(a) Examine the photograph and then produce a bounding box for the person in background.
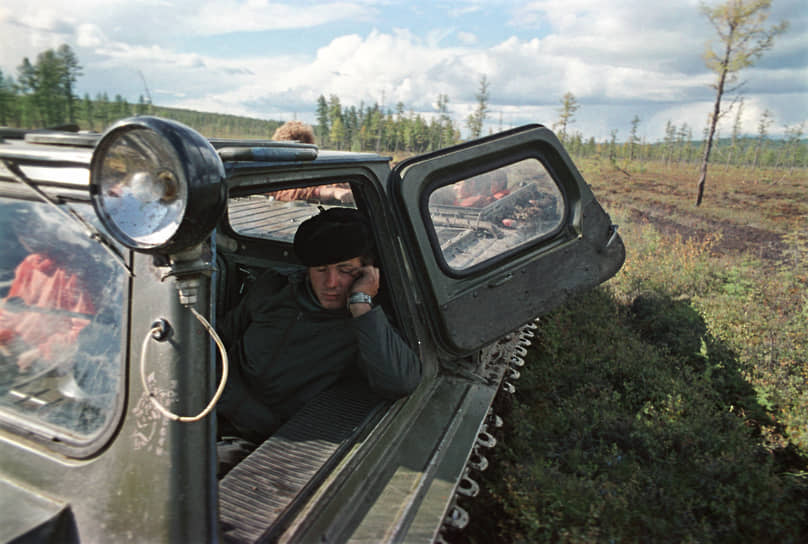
[272,120,316,144]
[271,121,353,203]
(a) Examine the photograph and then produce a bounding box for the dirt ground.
[587,163,807,265]
[598,194,789,262]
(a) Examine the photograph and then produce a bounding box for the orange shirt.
[0,254,95,360]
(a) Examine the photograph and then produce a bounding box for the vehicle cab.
[0,116,624,543]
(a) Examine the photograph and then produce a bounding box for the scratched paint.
[132,372,176,455]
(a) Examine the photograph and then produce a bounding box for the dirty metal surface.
[218,382,383,543]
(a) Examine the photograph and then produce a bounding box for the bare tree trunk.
[696,139,713,206]
[696,98,721,206]
[696,40,730,206]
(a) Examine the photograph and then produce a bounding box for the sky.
[1,0,806,142]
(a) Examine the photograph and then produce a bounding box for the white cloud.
[189,1,375,34]
[457,31,478,45]
[154,89,187,98]
[447,4,483,18]
[98,24,808,139]
[76,24,105,48]
[0,0,804,140]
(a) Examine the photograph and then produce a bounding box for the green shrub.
[464,215,808,543]
[471,288,807,543]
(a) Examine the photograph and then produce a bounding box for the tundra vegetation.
[459,158,808,543]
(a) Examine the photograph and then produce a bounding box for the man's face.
[308,256,363,310]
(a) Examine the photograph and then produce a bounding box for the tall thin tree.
[628,115,641,161]
[608,129,619,163]
[315,95,329,146]
[555,92,579,144]
[16,58,39,126]
[663,121,677,166]
[466,75,490,139]
[725,97,745,169]
[57,44,82,124]
[695,0,787,206]
[0,69,13,126]
[83,93,94,131]
[752,108,773,168]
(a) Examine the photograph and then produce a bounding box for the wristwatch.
[347,292,373,308]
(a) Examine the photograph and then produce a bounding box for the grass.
[455,159,808,543]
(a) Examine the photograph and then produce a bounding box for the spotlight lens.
[95,128,188,247]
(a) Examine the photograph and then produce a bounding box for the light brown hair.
[272,121,315,143]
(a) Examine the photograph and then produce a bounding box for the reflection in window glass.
[228,182,355,242]
[428,158,565,270]
[0,199,126,442]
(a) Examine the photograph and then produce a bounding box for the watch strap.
[347,292,373,307]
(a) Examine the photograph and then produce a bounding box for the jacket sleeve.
[352,307,422,399]
[216,294,252,349]
[217,269,289,348]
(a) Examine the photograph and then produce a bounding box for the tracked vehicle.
[0,116,624,543]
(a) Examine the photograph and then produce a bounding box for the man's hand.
[349,265,380,317]
[350,265,380,297]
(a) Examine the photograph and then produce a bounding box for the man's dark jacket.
[216,268,421,442]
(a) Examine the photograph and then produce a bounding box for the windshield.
[0,198,127,445]
[228,182,355,242]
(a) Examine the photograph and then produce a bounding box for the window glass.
[0,198,126,442]
[228,182,355,242]
[428,158,565,271]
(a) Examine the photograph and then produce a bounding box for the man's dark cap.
[294,207,373,266]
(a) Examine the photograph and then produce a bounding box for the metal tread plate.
[219,381,384,543]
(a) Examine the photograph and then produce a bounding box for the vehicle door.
[390,124,625,355]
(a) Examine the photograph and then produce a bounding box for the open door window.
[392,124,625,355]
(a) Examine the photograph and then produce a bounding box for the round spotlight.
[90,116,225,254]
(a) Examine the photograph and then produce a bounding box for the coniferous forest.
[2,44,805,171]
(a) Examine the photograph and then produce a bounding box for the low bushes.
[462,214,807,543]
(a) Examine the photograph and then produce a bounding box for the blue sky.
[1,0,806,142]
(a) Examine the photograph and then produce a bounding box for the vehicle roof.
[0,130,391,189]
[0,135,95,164]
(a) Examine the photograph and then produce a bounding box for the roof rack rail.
[0,126,99,148]
[210,139,318,162]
